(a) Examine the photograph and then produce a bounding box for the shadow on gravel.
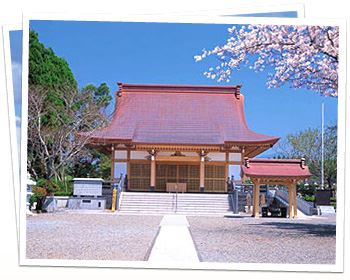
[249,222,336,237]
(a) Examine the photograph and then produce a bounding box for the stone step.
[121,199,228,202]
[119,192,231,215]
[123,192,227,196]
[119,208,231,213]
[120,200,228,205]
[120,203,229,207]
[121,199,228,205]
[121,205,229,210]
[120,206,230,211]
[118,210,231,216]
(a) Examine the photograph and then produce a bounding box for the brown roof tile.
[87,83,280,146]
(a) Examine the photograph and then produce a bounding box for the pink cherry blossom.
[195,25,339,97]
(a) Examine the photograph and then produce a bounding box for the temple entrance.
[156,163,200,192]
[128,162,226,192]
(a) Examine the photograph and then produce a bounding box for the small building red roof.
[241,158,311,178]
[86,83,279,147]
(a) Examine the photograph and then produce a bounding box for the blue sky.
[10,16,338,159]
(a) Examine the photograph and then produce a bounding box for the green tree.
[71,150,112,180]
[29,30,78,128]
[27,30,113,190]
[274,125,337,188]
[29,30,76,87]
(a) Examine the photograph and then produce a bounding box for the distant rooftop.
[242,158,311,178]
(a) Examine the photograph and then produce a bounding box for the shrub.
[330,196,337,209]
[36,178,58,195]
[30,186,47,212]
[54,190,73,196]
[35,177,73,196]
[303,195,315,202]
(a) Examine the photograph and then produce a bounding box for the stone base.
[149,186,155,192]
[42,196,58,213]
[68,197,106,210]
[199,186,204,193]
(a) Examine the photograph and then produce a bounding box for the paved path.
[148,215,199,263]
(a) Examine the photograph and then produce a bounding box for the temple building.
[83,83,312,218]
[85,83,282,192]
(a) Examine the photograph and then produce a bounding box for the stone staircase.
[118,192,232,216]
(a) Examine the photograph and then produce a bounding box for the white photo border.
[2,24,22,246]
[20,13,346,273]
[3,3,305,242]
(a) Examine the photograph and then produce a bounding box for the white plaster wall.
[157,151,174,156]
[182,152,198,157]
[114,162,127,178]
[229,165,241,180]
[156,151,198,157]
[130,151,148,159]
[229,153,241,162]
[207,152,225,161]
[114,150,127,159]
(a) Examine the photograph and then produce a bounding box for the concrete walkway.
[148,215,199,263]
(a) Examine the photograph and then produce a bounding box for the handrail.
[175,191,178,213]
[274,189,314,215]
[115,174,126,211]
[227,179,239,213]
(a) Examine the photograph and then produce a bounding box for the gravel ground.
[26,212,162,261]
[188,215,336,264]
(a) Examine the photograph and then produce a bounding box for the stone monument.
[68,178,106,210]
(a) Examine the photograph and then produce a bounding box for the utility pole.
[321,102,325,189]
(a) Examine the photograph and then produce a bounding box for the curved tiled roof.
[86,83,280,146]
[242,158,311,178]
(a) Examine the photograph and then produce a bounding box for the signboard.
[73,178,103,197]
[315,189,332,206]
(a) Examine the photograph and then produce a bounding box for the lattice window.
[205,165,226,192]
[178,165,188,178]
[188,165,200,178]
[130,162,226,192]
[167,165,177,178]
[155,163,201,192]
[187,178,200,192]
[155,178,166,191]
[129,163,151,191]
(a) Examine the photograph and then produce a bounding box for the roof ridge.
[250,158,303,163]
[117,82,241,96]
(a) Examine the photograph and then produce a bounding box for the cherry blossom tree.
[194,25,339,97]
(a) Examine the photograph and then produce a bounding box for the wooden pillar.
[111,144,115,181]
[126,149,130,189]
[253,181,260,218]
[199,154,205,192]
[288,183,294,218]
[225,152,229,193]
[293,183,298,218]
[150,151,156,191]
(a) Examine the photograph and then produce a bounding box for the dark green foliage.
[274,125,337,188]
[71,150,112,180]
[81,83,112,107]
[28,30,113,193]
[303,195,315,202]
[36,178,61,195]
[29,30,76,88]
[297,183,317,197]
[29,30,78,128]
